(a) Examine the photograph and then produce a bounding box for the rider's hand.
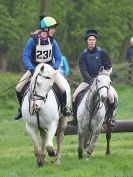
[30,69,35,76]
[88,78,95,85]
[53,66,58,70]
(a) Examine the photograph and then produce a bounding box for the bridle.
[28,72,52,115]
[88,73,111,115]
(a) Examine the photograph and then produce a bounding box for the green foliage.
[50,0,133,62]
[0,0,40,68]
[0,0,133,69]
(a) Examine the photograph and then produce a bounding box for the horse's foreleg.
[86,128,101,160]
[46,121,58,157]
[55,116,67,165]
[39,128,47,164]
[105,127,112,155]
[26,124,43,167]
[78,129,84,160]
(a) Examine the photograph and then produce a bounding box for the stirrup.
[63,106,73,116]
[108,118,117,128]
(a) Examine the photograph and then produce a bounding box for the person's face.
[87,36,97,49]
[48,27,56,37]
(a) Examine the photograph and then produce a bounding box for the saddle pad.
[52,83,61,109]
[75,85,91,108]
[22,81,30,99]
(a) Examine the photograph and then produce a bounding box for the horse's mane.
[34,63,56,76]
[98,66,112,76]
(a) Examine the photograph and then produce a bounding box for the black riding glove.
[53,66,58,70]
[30,69,35,76]
[88,78,95,85]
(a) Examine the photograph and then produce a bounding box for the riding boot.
[68,101,78,126]
[14,92,22,120]
[61,91,72,116]
[107,103,117,127]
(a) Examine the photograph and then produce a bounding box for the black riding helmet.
[84,29,99,40]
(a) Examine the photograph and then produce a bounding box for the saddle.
[75,85,92,108]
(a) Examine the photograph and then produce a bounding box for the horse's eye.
[37,82,40,86]
[45,76,51,79]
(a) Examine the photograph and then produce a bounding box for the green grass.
[0,68,133,177]
[0,119,133,177]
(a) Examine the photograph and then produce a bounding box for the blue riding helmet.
[40,16,59,29]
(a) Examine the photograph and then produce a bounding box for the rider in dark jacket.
[70,29,116,127]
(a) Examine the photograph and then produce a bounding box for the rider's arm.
[79,52,93,83]
[23,37,35,70]
[51,39,61,70]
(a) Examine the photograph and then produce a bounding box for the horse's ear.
[107,67,112,75]
[99,66,104,73]
[40,65,44,72]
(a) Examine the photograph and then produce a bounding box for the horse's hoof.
[105,151,111,155]
[37,161,44,167]
[55,160,61,165]
[46,146,57,157]
[86,157,90,161]
[78,155,83,160]
[48,151,57,157]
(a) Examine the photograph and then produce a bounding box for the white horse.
[77,67,118,160]
[21,63,71,166]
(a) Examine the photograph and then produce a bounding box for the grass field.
[0,69,133,177]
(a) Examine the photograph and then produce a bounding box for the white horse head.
[94,67,112,102]
[30,63,57,112]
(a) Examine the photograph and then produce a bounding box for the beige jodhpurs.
[73,82,115,104]
[16,70,31,92]
[54,72,66,92]
[73,82,89,102]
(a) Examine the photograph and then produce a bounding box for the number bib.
[35,38,52,63]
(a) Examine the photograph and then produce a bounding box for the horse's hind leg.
[26,124,44,167]
[105,127,112,155]
[78,129,84,160]
[55,116,67,165]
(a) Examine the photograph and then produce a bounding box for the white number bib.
[35,38,53,63]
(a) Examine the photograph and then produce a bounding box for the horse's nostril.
[101,95,107,102]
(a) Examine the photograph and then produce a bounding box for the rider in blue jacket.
[14,16,72,120]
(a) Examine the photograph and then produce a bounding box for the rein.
[86,75,110,129]
[1,75,32,93]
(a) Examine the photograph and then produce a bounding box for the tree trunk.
[0,56,8,72]
[40,0,49,15]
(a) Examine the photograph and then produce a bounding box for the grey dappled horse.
[77,67,118,160]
